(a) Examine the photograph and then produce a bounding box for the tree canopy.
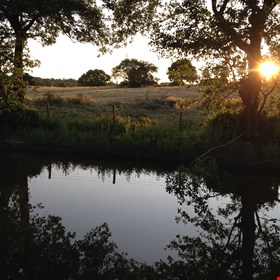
[0,0,159,102]
[0,0,112,103]
[112,58,158,87]
[148,0,280,135]
[78,69,111,86]
[0,0,112,65]
[167,58,197,85]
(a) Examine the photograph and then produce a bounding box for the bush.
[33,93,95,107]
[0,105,40,127]
[67,94,95,106]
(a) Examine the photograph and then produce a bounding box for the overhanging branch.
[211,0,249,53]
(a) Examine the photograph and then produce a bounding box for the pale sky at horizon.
[28,34,173,83]
[26,0,213,83]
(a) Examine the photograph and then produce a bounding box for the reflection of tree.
[2,152,279,279]
[0,153,154,279]
[164,160,280,280]
[0,154,78,278]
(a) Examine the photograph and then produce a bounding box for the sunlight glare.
[259,61,279,80]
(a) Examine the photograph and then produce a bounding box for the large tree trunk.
[239,69,261,139]
[14,34,24,70]
[239,22,262,140]
[13,33,26,103]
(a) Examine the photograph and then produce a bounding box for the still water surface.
[29,164,188,263]
[1,152,280,279]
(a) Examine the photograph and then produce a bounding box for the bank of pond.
[1,151,279,279]
[2,99,280,165]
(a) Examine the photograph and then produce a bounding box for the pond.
[29,159,187,264]
[1,152,280,279]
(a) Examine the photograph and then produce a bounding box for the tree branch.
[258,81,277,114]
[23,15,41,32]
[227,57,242,92]
[211,1,249,53]
[212,0,218,14]
[220,0,230,14]
[189,132,247,167]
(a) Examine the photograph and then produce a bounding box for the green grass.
[0,86,205,160]
[2,84,280,163]
[27,85,203,129]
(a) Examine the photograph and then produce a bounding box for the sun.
[258,61,279,80]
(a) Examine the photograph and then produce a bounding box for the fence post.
[112,104,116,124]
[46,102,50,123]
[179,111,183,132]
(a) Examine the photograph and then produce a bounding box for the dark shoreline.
[0,141,183,171]
[1,140,280,172]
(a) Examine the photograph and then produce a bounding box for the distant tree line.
[78,58,198,87]
[24,74,78,87]
[24,58,198,88]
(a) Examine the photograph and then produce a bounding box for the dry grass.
[26,85,201,105]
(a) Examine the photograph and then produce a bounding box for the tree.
[167,58,197,85]
[112,58,158,87]
[0,0,110,102]
[146,1,280,136]
[78,69,111,86]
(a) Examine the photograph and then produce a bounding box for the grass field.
[26,85,204,125]
[6,85,206,160]
[26,85,201,104]
[4,84,280,162]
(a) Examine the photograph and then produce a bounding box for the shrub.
[0,105,40,127]
[33,93,95,107]
[67,94,95,106]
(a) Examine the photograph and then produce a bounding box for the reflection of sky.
[28,165,280,264]
[29,166,190,264]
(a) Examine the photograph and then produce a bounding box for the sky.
[28,34,173,83]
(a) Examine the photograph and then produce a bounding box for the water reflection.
[0,153,279,279]
[0,153,160,279]
[165,160,280,280]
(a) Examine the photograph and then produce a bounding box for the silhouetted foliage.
[78,69,111,86]
[148,0,280,137]
[112,58,158,87]
[167,59,197,86]
[32,77,78,87]
[0,0,113,103]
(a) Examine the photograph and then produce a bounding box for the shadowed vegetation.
[1,85,280,163]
